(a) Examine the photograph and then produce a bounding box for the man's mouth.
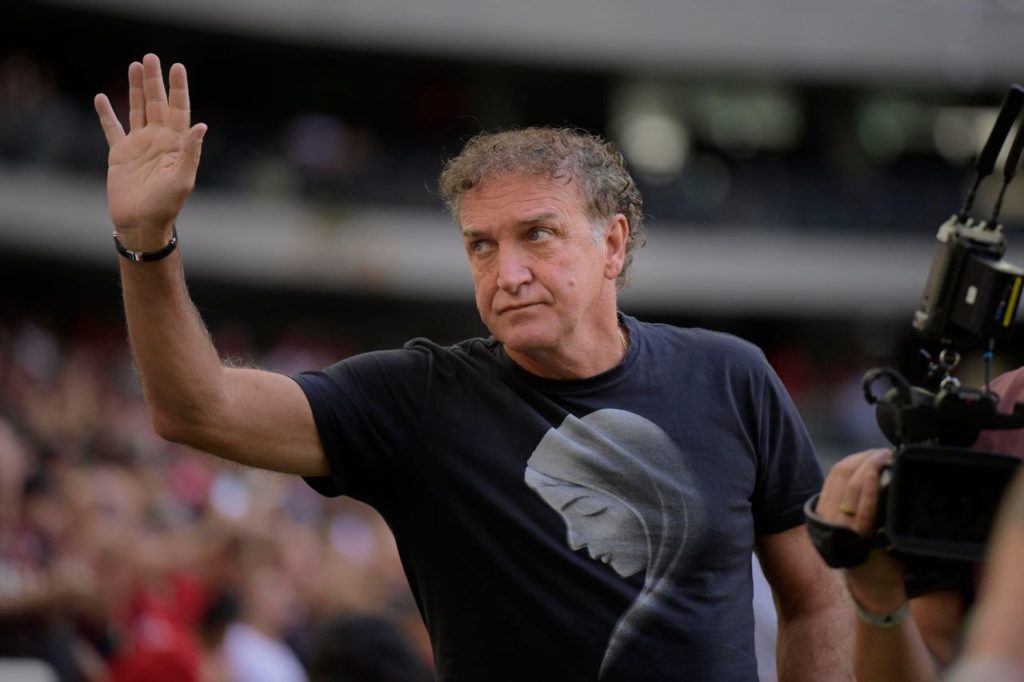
[497,302,540,314]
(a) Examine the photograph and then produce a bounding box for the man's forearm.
[844,565,938,682]
[119,249,226,441]
[852,614,939,682]
[776,600,854,682]
[95,56,328,476]
[847,581,963,682]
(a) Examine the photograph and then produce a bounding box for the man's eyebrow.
[461,212,559,238]
[520,211,558,225]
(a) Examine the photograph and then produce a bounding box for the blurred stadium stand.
[5,0,1024,314]
[3,1,1024,679]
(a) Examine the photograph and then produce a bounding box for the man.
[816,367,1024,682]
[93,53,851,681]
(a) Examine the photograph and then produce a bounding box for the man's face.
[459,173,620,358]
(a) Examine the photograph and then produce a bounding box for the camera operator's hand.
[819,448,907,613]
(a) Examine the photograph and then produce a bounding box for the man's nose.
[495,247,532,292]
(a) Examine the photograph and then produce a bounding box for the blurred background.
[3,0,1024,679]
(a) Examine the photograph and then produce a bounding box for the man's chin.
[496,331,551,355]
[484,312,559,352]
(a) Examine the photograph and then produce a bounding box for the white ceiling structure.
[49,0,1024,87]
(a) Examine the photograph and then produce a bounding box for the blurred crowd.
[0,296,957,682]
[0,289,943,677]
[0,310,434,682]
[3,264,1023,682]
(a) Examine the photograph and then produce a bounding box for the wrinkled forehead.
[458,171,586,224]
[463,169,581,198]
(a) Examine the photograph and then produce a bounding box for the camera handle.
[863,367,914,406]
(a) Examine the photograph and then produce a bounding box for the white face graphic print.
[524,409,701,678]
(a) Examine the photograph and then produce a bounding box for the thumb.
[180,122,207,187]
[186,122,207,164]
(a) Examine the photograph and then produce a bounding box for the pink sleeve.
[974,368,1024,457]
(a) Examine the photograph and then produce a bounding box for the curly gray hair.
[438,127,646,289]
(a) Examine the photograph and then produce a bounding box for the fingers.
[848,449,892,535]
[819,450,869,514]
[142,53,168,126]
[120,55,189,134]
[166,62,191,133]
[819,448,893,535]
[93,93,125,147]
[128,61,145,131]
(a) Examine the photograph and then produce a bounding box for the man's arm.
[756,524,854,682]
[94,54,327,476]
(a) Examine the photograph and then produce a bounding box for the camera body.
[881,444,1020,563]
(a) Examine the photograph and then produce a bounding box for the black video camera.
[808,84,1024,570]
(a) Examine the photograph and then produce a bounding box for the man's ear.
[604,214,629,281]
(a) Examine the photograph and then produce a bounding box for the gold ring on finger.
[838,503,857,517]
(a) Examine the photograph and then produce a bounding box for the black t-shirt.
[293,315,822,681]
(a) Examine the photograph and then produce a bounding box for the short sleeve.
[291,347,431,500]
[751,361,824,535]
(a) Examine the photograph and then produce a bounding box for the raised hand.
[94,54,207,250]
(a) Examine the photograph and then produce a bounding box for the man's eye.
[471,240,492,254]
[527,228,551,242]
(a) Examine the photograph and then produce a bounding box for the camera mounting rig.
[807,84,1024,569]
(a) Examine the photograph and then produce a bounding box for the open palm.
[95,54,206,242]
